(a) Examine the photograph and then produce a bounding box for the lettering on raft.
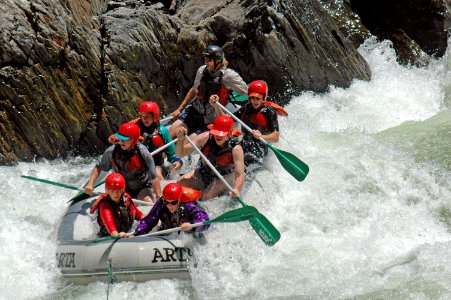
[56,252,76,268]
[152,247,192,263]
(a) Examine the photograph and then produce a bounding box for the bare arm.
[253,130,280,143]
[209,94,224,116]
[84,165,101,195]
[175,129,209,157]
[151,177,162,198]
[172,87,196,119]
[230,145,245,197]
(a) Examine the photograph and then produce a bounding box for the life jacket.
[200,135,235,175]
[180,186,202,202]
[240,105,271,133]
[197,68,231,107]
[111,144,148,181]
[138,122,165,166]
[90,193,135,233]
[159,202,201,231]
[264,101,288,117]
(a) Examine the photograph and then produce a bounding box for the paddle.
[159,115,173,125]
[20,175,152,206]
[149,137,178,156]
[214,100,309,182]
[89,206,259,243]
[184,135,281,246]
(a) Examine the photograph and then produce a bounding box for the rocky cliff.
[0,0,448,165]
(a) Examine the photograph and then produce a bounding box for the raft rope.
[106,257,116,300]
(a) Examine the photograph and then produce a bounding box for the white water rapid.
[1,38,450,299]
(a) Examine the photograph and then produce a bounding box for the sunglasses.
[249,96,263,101]
[163,199,179,206]
[204,58,214,62]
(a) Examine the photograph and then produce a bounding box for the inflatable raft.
[55,192,194,285]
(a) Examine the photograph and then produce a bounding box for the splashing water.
[1,38,450,299]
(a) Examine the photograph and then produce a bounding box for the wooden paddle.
[89,206,259,243]
[184,135,281,246]
[214,100,309,182]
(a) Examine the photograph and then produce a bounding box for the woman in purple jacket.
[134,183,210,236]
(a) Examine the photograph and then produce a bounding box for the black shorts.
[178,104,209,135]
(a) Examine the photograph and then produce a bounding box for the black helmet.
[203,45,224,61]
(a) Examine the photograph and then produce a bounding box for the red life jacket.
[112,144,147,174]
[90,193,140,233]
[264,101,288,117]
[200,135,235,173]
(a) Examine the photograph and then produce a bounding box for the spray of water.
[0,39,450,299]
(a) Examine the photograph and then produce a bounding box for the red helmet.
[114,122,141,147]
[248,80,268,99]
[105,173,126,190]
[208,115,234,137]
[162,183,183,201]
[138,101,160,122]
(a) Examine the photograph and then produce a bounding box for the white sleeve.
[222,68,248,95]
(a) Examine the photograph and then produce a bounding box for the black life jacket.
[240,104,272,134]
[200,135,236,175]
[159,204,197,230]
[197,68,231,106]
[92,194,135,236]
[138,122,165,166]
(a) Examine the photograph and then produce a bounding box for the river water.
[0,38,450,299]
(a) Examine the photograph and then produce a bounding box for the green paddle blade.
[20,175,80,190]
[234,197,281,246]
[204,206,259,224]
[266,143,309,181]
[249,214,281,246]
[69,178,105,204]
[230,90,249,104]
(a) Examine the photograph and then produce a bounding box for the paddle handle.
[184,135,234,192]
[214,100,268,145]
[150,138,178,156]
[134,222,206,237]
[83,190,153,206]
[159,114,173,125]
[20,176,153,206]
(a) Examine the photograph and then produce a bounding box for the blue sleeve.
[134,197,164,235]
[160,125,182,164]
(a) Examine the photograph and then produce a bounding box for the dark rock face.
[350,0,448,64]
[0,0,446,165]
[0,0,108,164]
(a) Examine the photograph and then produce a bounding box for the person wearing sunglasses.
[175,115,245,200]
[90,173,143,237]
[133,182,210,236]
[168,44,248,138]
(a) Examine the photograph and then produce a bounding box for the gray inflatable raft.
[55,195,193,285]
